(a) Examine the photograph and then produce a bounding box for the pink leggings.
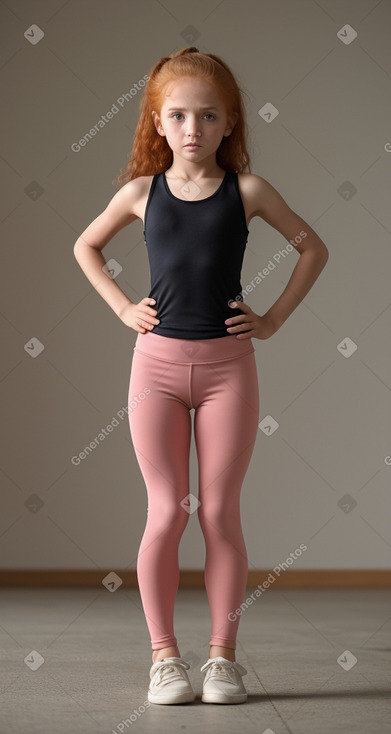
[128,331,259,651]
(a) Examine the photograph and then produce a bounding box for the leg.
[193,352,259,656]
[152,645,181,664]
[209,645,236,662]
[128,350,192,658]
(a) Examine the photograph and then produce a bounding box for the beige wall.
[1,0,390,572]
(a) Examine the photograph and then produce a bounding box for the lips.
[185,143,200,147]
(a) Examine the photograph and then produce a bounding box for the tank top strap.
[143,174,160,242]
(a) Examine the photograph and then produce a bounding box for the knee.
[149,499,190,533]
[198,498,238,534]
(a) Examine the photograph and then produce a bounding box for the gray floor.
[0,587,390,734]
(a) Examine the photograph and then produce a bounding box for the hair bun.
[150,47,199,78]
[176,46,199,55]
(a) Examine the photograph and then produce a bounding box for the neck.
[166,155,225,181]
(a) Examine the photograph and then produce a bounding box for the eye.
[172,113,184,120]
[204,113,215,120]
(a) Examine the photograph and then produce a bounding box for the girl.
[74,47,328,706]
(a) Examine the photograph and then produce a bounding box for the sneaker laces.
[153,659,190,687]
[208,661,234,682]
[201,659,245,682]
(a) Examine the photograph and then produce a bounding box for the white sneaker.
[148,657,195,705]
[200,656,248,704]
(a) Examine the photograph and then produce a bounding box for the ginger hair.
[117,46,251,184]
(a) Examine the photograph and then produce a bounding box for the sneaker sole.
[201,692,247,704]
[148,690,196,705]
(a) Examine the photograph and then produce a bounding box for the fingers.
[225,314,249,330]
[137,309,160,330]
[141,297,158,316]
[228,323,253,334]
[138,319,154,330]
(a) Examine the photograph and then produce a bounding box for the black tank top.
[143,170,249,339]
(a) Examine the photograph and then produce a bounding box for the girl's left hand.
[225,301,277,340]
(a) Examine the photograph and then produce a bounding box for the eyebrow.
[166,106,219,111]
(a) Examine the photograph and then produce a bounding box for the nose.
[186,115,201,137]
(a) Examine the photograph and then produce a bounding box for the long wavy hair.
[117,47,251,184]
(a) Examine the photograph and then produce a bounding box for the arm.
[74,183,137,318]
[226,175,329,338]
[73,178,159,332]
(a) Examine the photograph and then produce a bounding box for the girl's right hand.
[119,298,160,333]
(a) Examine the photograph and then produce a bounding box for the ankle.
[209,646,236,662]
[152,646,180,663]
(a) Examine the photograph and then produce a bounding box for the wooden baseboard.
[0,569,390,588]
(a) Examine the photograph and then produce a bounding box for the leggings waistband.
[133,331,255,364]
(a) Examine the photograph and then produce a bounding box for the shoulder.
[113,175,155,219]
[237,172,271,201]
[120,175,155,201]
[99,175,155,226]
[237,172,291,223]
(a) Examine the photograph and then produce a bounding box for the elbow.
[313,238,329,266]
[317,244,329,275]
[73,238,83,259]
[306,240,329,273]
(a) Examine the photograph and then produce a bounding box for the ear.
[152,110,166,136]
[223,111,239,137]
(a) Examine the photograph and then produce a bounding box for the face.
[152,76,237,165]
